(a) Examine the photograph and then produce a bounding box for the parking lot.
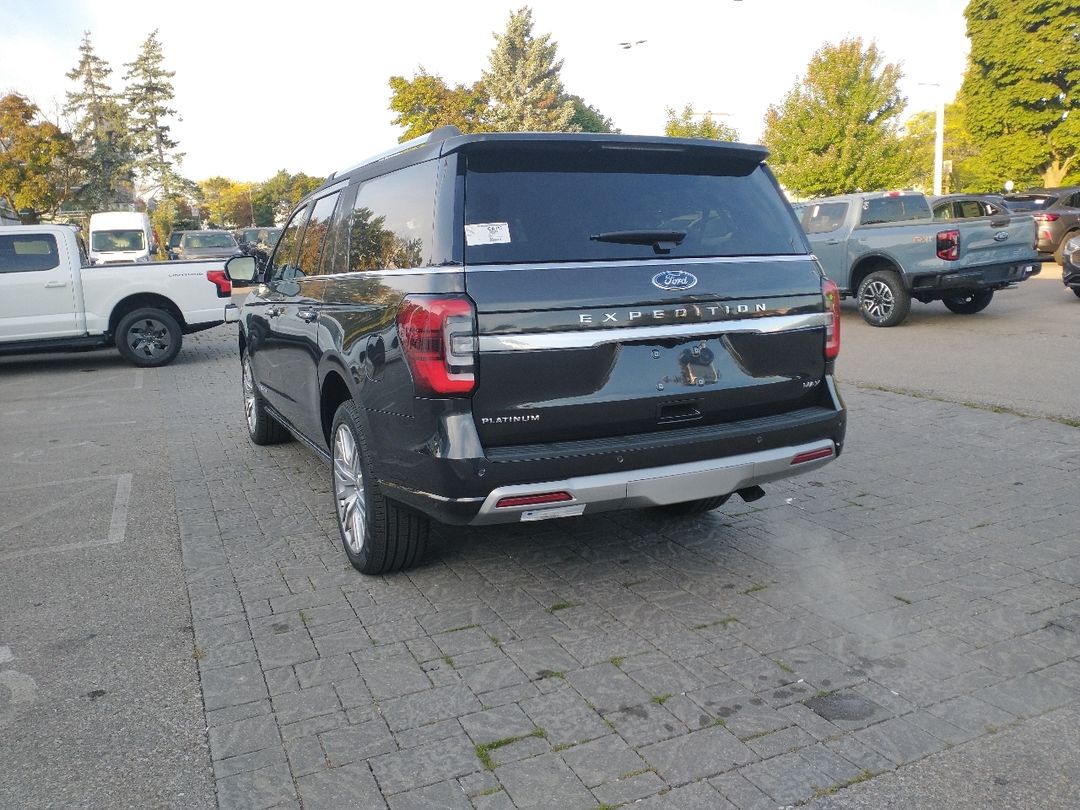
[1,273,1078,809]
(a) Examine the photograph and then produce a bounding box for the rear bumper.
[911,260,1040,293]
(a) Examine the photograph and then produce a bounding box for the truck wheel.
[331,400,429,574]
[857,270,911,327]
[942,290,993,314]
[242,353,290,445]
[1054,231,1079,265]
[657,495,730,516]
[1073,289,1080,299]
[115,307,182,367]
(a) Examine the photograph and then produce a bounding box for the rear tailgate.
[953,214,1038,270]
[458,141,829,448]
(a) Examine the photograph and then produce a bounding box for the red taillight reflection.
[1033,213,1060,222]
[206,269,231,297]
[396,296,477,396]
[822,278,840,360]
[496,492,573,508]
[936,229,960,261]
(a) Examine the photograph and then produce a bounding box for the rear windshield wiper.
[590,229,687,254]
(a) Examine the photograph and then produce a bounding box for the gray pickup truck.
[793,191,1040,326]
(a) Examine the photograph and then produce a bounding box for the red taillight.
[822,277,840,360]
[496,492,573,508]
[791,446,834,465]
[206,269,231,297]
[936,229,960,261]
[397,296,477,396]
[1033,213,1060,222]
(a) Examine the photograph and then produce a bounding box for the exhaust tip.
[737,485,766,503]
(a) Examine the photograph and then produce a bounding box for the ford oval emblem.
[652,270,698,291]
[993,230,1009,242]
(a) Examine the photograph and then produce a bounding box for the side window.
[346,160,438,272]
[0,234,60,273]
[933,203,953,220]
[986,203,1004,217]
[321,184,358,275]
[268,204,310,281]
[295,191,340,276]
[802,202,849,234]
[957,200,984,218]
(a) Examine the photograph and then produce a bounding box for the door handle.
[296,308,318,323]
[825,239,841,245]
[44,280,68,288]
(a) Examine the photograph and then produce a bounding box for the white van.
[88,211,156,264]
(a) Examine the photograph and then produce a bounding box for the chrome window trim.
[463,254,814,273]
[478,312,828,352]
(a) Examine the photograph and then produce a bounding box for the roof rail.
[326,125,463,182]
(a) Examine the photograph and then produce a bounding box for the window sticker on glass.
[465,222,511,245]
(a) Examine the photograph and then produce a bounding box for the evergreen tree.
[65,31,134,210]
[566,95,617,133]
[124,30,185,200]
[761,38,912,197]
[481,7,575,132]
[665,104,738,141]
[960,0,1080,188]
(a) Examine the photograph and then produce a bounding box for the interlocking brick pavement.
[165,328,1080,809]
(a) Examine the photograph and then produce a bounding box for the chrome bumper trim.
[224,304,240,323]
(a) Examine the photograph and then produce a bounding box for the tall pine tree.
[65,31,134,211]
[960,0,1080,188]
[482,7,575,132]
[124,30,185,200]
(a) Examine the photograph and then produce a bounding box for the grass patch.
[806,769,876,801]
[489,635,502,648]
[740,729,774,743]
[192,646,204,661]
[774,659,795,674]
[893,595,912,605]
[970,521,991,530]
[620,767,657,780]
[298,610,311,626]
[651,693,673,705]
[610,656,626,668]
[552,741,578,753]
[442,654,455,668]
[692,616,739,630]
[548,602,581,613]
[474,728,547,770]
[740,583,767,596]
[472,786,502,798]
[710,717,727,728]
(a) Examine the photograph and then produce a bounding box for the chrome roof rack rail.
[326,125,462,182]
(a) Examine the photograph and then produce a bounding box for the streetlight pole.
[919,82,945,196]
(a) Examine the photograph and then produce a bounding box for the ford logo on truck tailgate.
[994,231,1009,242]
[652,270,698,291]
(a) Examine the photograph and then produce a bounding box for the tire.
[331,399,429,574]
[1073,288,1080,299]
[942,289,994,314]
[657,495,730,517]
[242,352,290,445]
[1054,231,1079,265]
[115,307,182,367]
[857,270,911,327]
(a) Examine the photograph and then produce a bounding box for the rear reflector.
[791,447,834,465]
[496,492,573,509]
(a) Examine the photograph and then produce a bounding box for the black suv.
[226,128,847,574]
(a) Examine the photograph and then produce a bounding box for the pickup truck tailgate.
[953,215,1037,268]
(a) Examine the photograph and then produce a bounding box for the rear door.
[0,231,80,341]
[800,201,850,286]
[460,143,828,448]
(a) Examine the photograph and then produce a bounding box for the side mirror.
[225,255,258,284]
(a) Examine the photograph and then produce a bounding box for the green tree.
[252,170,322,225]
[65,30,134,211]
[903,100,990,192]
[566,95,617,133]
[482,6,575,132]
[665,104,738,141]
[0,93,80,219]
[761,38,911,196]
[388,69,489,142]
[960,0,1080,188]
[124,30,185,199]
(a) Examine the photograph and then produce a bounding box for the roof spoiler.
[326,126,462,182]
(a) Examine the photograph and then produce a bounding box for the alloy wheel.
[126,318,171,360]
[861,280,895,319]
[333,423,367,556]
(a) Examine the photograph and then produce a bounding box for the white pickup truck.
[0,224,238,367]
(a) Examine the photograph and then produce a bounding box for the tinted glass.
[168,231,184,248]
[933,203,953,220]
[269,205,310,281]
[345,161,437,272]
[860,195,931,225]
[297,192,340,276]
[958,200,985,218]
[0,234,60,273]
[801,202,849,234]
[464,148,804,264]
[183,232,236,249]
[92,229,145,251]
[1003,194,1057,212]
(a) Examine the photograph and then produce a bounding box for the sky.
[0,0,970,183]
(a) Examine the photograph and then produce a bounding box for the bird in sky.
[617,39,647,49]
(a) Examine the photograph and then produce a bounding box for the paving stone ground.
[158,327,1079,809]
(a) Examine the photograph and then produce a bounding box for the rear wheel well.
[850,257,903,295]
[320,371,352,447]
[109,293,186,339]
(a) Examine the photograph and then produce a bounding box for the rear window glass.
[463,148,806,264]
[1003,195,1056,212]
[183,232,236,248]
[92,229,145,251]
[800,202,849,234]
[0,234,60,273]
[860,196,931,225]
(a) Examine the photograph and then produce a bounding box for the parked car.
[167,230,189,260]
[226,127,847,574]
[793,191,1040,326]
[173,230,242,261]
[88,211,156,265]
[1001,187,1080,264]
[930,194,1008,220]
[236,227,282,277]
[0,225,238,366]
[1060,235,1080,298]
